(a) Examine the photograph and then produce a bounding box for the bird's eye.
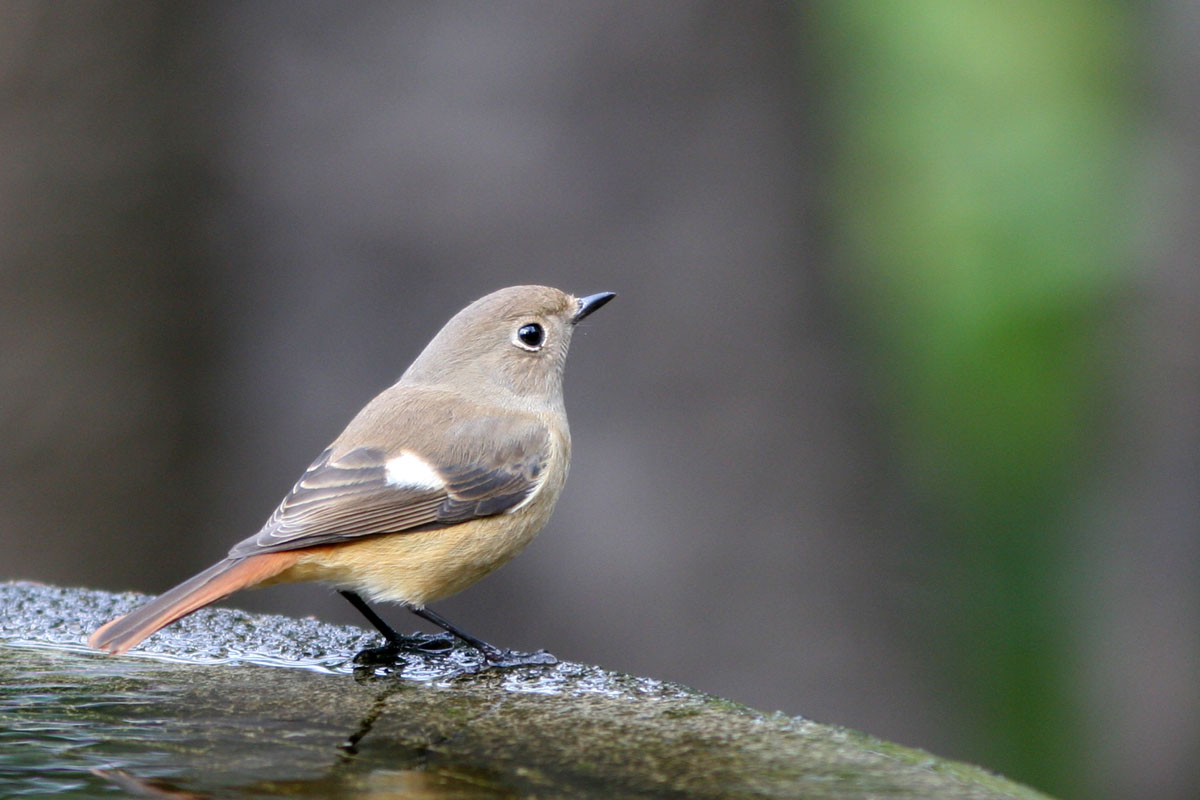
[515,322,545,350]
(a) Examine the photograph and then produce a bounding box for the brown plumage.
[89,285,613,657]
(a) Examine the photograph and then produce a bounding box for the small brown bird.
[89,285,614,665]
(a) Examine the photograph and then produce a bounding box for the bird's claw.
[352,631,456,666]
[479,647,558,668]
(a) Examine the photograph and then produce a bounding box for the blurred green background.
[817,2,1130,794]
[1,4,1195,800]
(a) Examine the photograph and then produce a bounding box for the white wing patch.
[384,451,446,490]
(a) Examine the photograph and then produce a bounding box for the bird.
[88,285,615,666]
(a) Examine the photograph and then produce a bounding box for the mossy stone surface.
[0,581,1055,799]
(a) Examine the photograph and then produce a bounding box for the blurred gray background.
[1,4,1196,800]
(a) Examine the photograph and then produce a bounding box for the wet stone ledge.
[0,581,1055,799]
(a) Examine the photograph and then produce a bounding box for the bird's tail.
[88,552,299,655]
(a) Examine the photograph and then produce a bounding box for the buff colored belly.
[265,514,541,607]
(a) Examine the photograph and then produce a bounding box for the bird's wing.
[228,416,550,557]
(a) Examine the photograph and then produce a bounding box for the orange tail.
[88,552,299,655]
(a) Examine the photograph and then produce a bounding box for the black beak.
[573,292,616,323]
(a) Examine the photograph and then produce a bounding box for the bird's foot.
[403,631,457,653]
[352,631,456,666]
[477,646,558,668]
[352,643,405,667]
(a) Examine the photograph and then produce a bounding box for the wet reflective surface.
[0,644,704,799]
[0,582,1053,800]
[0,647,338,797]
[0,583,695,798]
[0,646,550,798]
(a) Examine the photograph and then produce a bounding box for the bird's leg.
[409,606,557,667]
[339,590,453,664]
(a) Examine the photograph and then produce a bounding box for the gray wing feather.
[229,419,549,557]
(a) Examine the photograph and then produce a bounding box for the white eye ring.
[513,322,545,351]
